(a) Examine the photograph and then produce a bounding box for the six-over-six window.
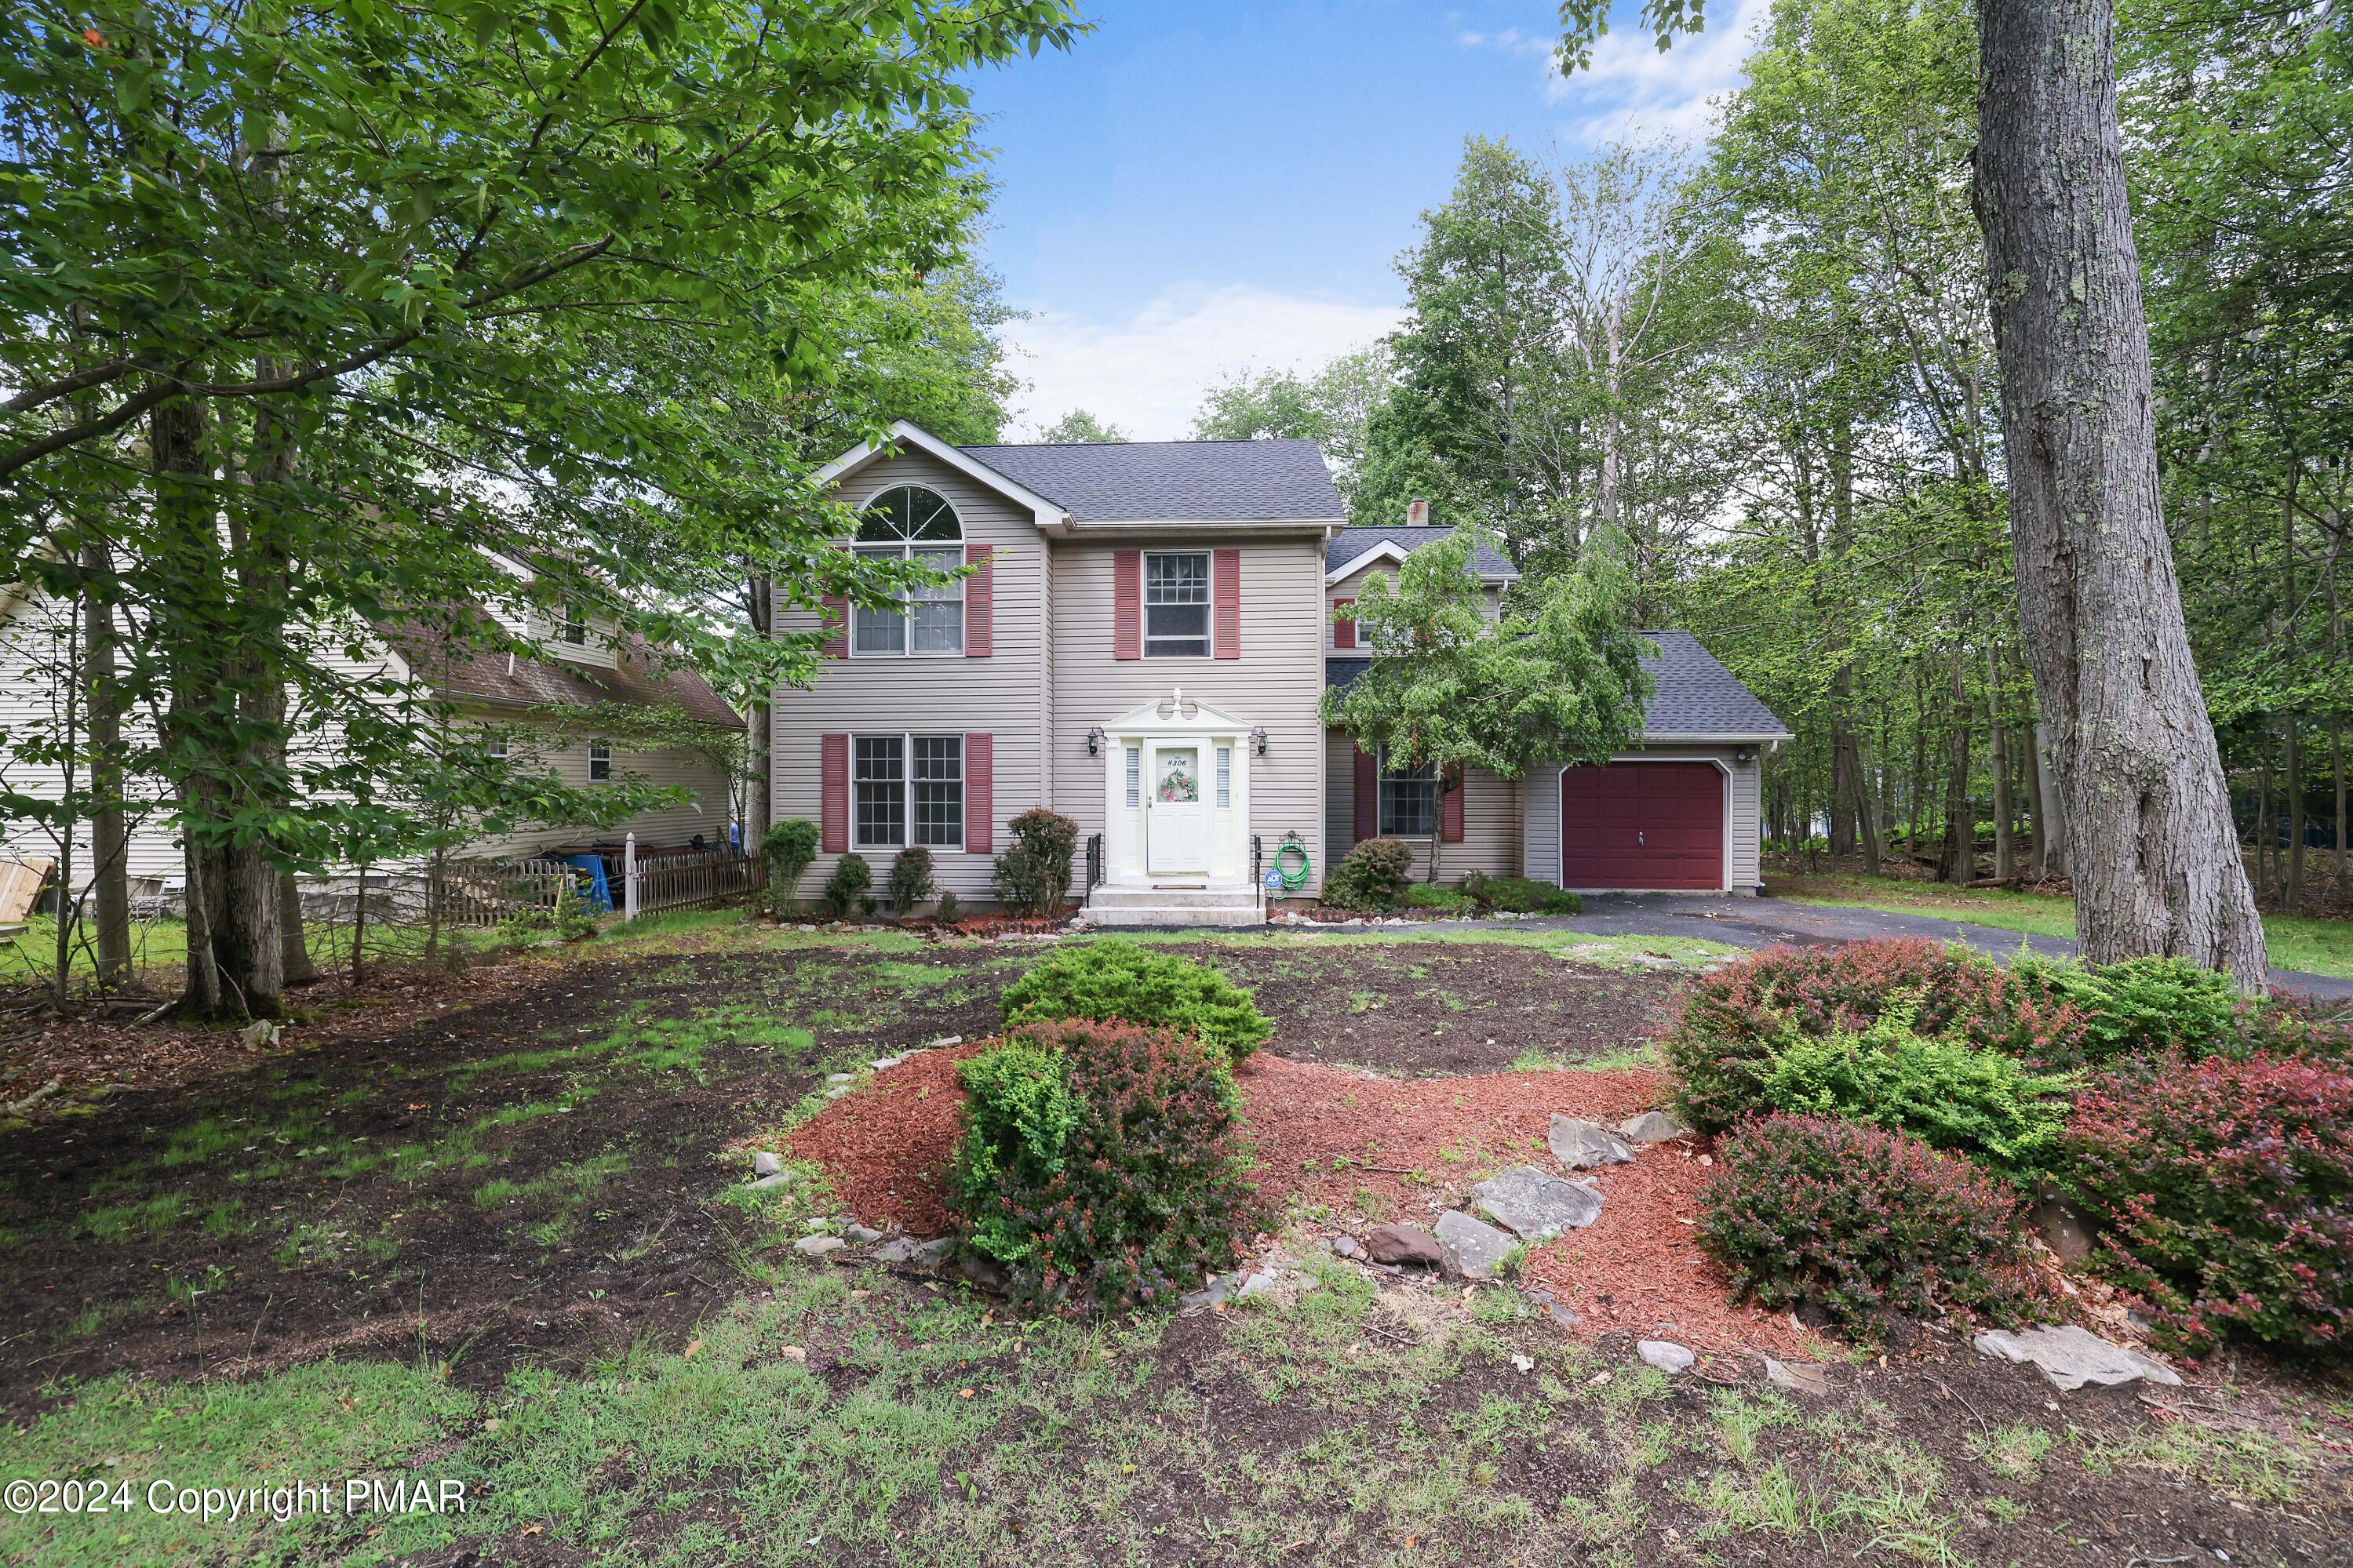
[1379,748,1437,836]
[854,734,963,849]
[1144,551,1211,657]
[853,486,963,657]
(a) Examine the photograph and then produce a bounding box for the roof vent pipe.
[1406,498,1430,526]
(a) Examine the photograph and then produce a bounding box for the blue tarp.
[563,853,613,911]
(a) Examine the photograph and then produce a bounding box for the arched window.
[852,486,963,656]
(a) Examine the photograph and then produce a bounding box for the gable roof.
[956,438,1346,522]
[1327,525,1518,583]
[1325,630,1790,744]
[386,625,745,731]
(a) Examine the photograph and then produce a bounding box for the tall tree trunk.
[2285,718,2304,913]
[1973,0,2267,987]
[279,873,317,986]
[1942,652,1974,882]
[2022,717,2047,876]
[1986,645,2014,880]
[79,537,130,986]
[2033,718,2067,879]
[151,392,229,1017]
[2333,721,2347,903]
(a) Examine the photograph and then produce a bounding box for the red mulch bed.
[789,1043,1810,1355]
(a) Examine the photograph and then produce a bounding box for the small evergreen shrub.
[887,846,936,913]
[1404,882,1475,914]
[1697,1113,2041,1341]
[937,890,960,926]
[950,1020,1264,1313]
[1322,837,1415,911]
[2063,1053,2353,1352]
[2011,953,2239,1061]
[1464,872,1582,915]
[1002,937,1271,1063]
[994,808,1078,915]
[821,853,870,916]
[761,818,820,911]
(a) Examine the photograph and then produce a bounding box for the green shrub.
[950,1020,1263,1313]
[1404,882,1475,914]
[1697,1113,2041,1341]
[761,819,820,910]
[938,890,960,926]
[2010,953,2240,1061]
[1322,837,1414,911]
[1464,872,1582,915]
[1751,1009,2079,1181]
[886,846,936,913]
[994,808,1078,915]
[821,853,870,916]
[1002,937,1271,1063]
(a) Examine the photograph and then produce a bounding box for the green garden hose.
[1273,836,1312,891]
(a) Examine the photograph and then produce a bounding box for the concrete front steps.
[1081,882,1264,929]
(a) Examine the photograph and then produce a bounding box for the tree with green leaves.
[1321,531,1652,880]
[1036,409,1129,443]
[1189,346,1391,500]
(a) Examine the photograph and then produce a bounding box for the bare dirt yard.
[1,918,2345,1567]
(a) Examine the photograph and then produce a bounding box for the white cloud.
[1000,286,1402,442]
[1545,0,1774,144]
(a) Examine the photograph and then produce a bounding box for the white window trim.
[1377,744,1437,838]
[483,733,509,762]
[1141,548,1212,659]
[851,732,965,851]
[587,741,612,782]
[849,486,964,659]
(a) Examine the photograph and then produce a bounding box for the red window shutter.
[1353,743,1378,844]
[819,596,847,659]
[964,733,993,853]
[1333,598,1356,649]
[820,733,848,853]
[1441,764,1466,843]
[1113,549,1141,659]
[1213,547,1241,658]
[963,544,993,657]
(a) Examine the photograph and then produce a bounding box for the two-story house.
[780,423,1789,926]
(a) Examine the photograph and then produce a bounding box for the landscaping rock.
[752,1172,795,1190]
[1546,1302,1581,1330]
[1471,1165,1605,1240]
[912,1236,956,1267]
[872,1236,921,1265]
[1364,1222,1444,1268]
[1331,1235,1360,1259]
[847,1224,884,1246]
[1617,1111,1687,1144]
[957,1251,1007,1292]
[1233,1271,1279,1301]
[826,1072,855,1085]
[752,1151,784,1177]
[793,1235,847,1260]
[1548,1115,1635,1170]
[1434,1210,1516,1279]
[869,1055,905,1071]
[1973,1326,2181,1391]
[1637,1340,1695,1375]
[1763,1358,1830,1397]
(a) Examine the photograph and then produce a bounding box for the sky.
[963,0,1775,441]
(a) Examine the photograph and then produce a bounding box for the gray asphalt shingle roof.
[957,438,1345,522]
[1324,630,1789,741]
[1326,525,1519,580]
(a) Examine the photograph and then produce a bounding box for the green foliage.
[1404,882,1476,914]
[763,820,821,909]
[1036,409,1128,443]
[937,890,960,926]
[1464,872,1583,914]
[886,846,937,913]
[1322,837,1416,911]
[949,1020,1262,1314]
[993,808,1078,916]
[1000,938,1271,1063]
[821,855,871,917]
[2010,954,2241,1061]
[1698,1113,2042,1342]
[1190,346,1391,503]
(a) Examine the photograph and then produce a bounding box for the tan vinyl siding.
[771,448,1044,901]
[1052,537,1327,894]
[475,733,734,860]
[1521,745,1765,893]
[1321,729,1520,884]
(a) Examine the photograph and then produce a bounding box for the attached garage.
[1559,760,1726,891]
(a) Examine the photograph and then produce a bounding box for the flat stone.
[1973,1325,2181,1391]
[931,1035,964,1049]
[752,1172,795,1190]
[847,1224,884,1245]
[1331,1235,1360,1258]
[957,1251,1007,1292]
[826,1072,855,1085]
[912,1236,956,1267]
[1434,1210,1517,1279]
[869,1055,904,1071]
[1234,1271,1279,1300]
[1547,1303,1581,1330]
[872,1237,921,1265]
[752,1151,784,1177]
[1548,1115,1635,1170]
[1637,1340,1695,1374]
[1364,1222,1444,1268]
[1472,1165,1605,1240]
[793,1235,847,1259]
[1763,1357,1830,1397]
[1617,1111,1688,1144]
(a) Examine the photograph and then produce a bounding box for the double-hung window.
[1378,748,1437,836]
[853,486,963,656]
[854,733,963,849]
[587,742,612,783]
[1143,551,1211,657]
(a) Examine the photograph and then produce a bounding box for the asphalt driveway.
[1535,892,2353,1002]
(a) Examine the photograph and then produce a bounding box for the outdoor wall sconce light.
[1251,727,1269,756]
[1085,727,1102,755]
[1733,746,1757,765]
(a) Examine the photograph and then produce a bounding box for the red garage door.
[1561,762,1724,890]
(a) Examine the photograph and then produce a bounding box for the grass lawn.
[1768,871,2353,980]
[0,913,502,992]
[0,919,2343,1566]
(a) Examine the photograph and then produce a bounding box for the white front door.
[1146,742,1209,875]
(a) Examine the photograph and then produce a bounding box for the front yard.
[1,921,2345,1566]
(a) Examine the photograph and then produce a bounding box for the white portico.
[1083,691,1266,927]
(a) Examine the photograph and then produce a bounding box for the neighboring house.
[0,558,744,893]
[777,422,1790,925]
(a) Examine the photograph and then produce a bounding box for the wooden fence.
[631,848,762,916]
[425,857,585,929]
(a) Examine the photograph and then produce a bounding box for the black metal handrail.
[1084,832,1103,893]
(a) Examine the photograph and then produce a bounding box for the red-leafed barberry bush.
[1666,940,2089,1132]
[2062,1053,2353,1353]
[1696,1113,2042,1341]
[951,1020,1263,1315]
